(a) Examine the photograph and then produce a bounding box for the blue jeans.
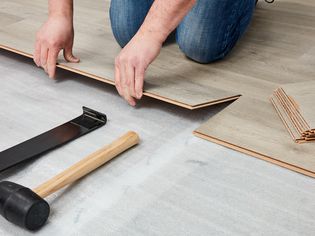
[110,0,256,63]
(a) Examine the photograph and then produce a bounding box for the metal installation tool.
[0,107,107,172]
[0,131,139,230]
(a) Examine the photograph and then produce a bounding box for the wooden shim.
[277,89,310,132]
[270,96,302,142]
[281,81,315,128]
[275,90,308,136]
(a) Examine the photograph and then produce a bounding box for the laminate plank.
[1,0,314,109]
[0,0,241,110]
[194,97,315,177]
[0,12,23,26]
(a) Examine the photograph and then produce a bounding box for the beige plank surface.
[194,97,315,177]
[2,0,314,109]
[281,81,315,129]
[195,0,315,177]
[0,0,241,109]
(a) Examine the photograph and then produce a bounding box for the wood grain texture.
[2,1,314,109]
[194,97,315,178]
[195,0,315,177]
[0,0,242,109]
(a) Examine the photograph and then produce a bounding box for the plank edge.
[193,130,315,178]
[0,44,240,110]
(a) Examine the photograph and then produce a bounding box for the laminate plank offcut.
[271,81,315,143]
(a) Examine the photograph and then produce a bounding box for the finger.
[115,63,123,96]
[40,46,49,73]
[135,66,145,99]
[126,64,136,98]
[121,64,136,106]
[34,40,41,67]
[47,48,60,79]
[63,46,80,63]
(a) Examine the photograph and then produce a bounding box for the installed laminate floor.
[195,0,315,177]
[194,96,315,177]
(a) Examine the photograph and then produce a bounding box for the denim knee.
[109,0,153,48]
[176,32,226,64]
[176,0,256,64]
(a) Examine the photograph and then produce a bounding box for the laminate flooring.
[0,0,242,109]
[194,96,315,178]
[2,1,313,109]
[1,0,315,176]
[195,0,315,177]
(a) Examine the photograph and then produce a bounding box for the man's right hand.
[34,16,79,78]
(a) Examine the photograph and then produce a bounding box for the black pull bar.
[0,107,107,172]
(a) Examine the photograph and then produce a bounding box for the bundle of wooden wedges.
[270,81,315,143]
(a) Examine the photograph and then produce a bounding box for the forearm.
[48,0,73,19]
[137,0,196,44]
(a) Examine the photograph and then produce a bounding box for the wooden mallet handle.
[33,131,139,198]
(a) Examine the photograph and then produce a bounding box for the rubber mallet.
[0,131,139,231]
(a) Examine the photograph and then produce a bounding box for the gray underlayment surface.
[0,50,315,235]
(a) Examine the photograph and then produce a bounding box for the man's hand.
[115,33,162,106]
[34,16,79,78]
[114,0,195,106]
